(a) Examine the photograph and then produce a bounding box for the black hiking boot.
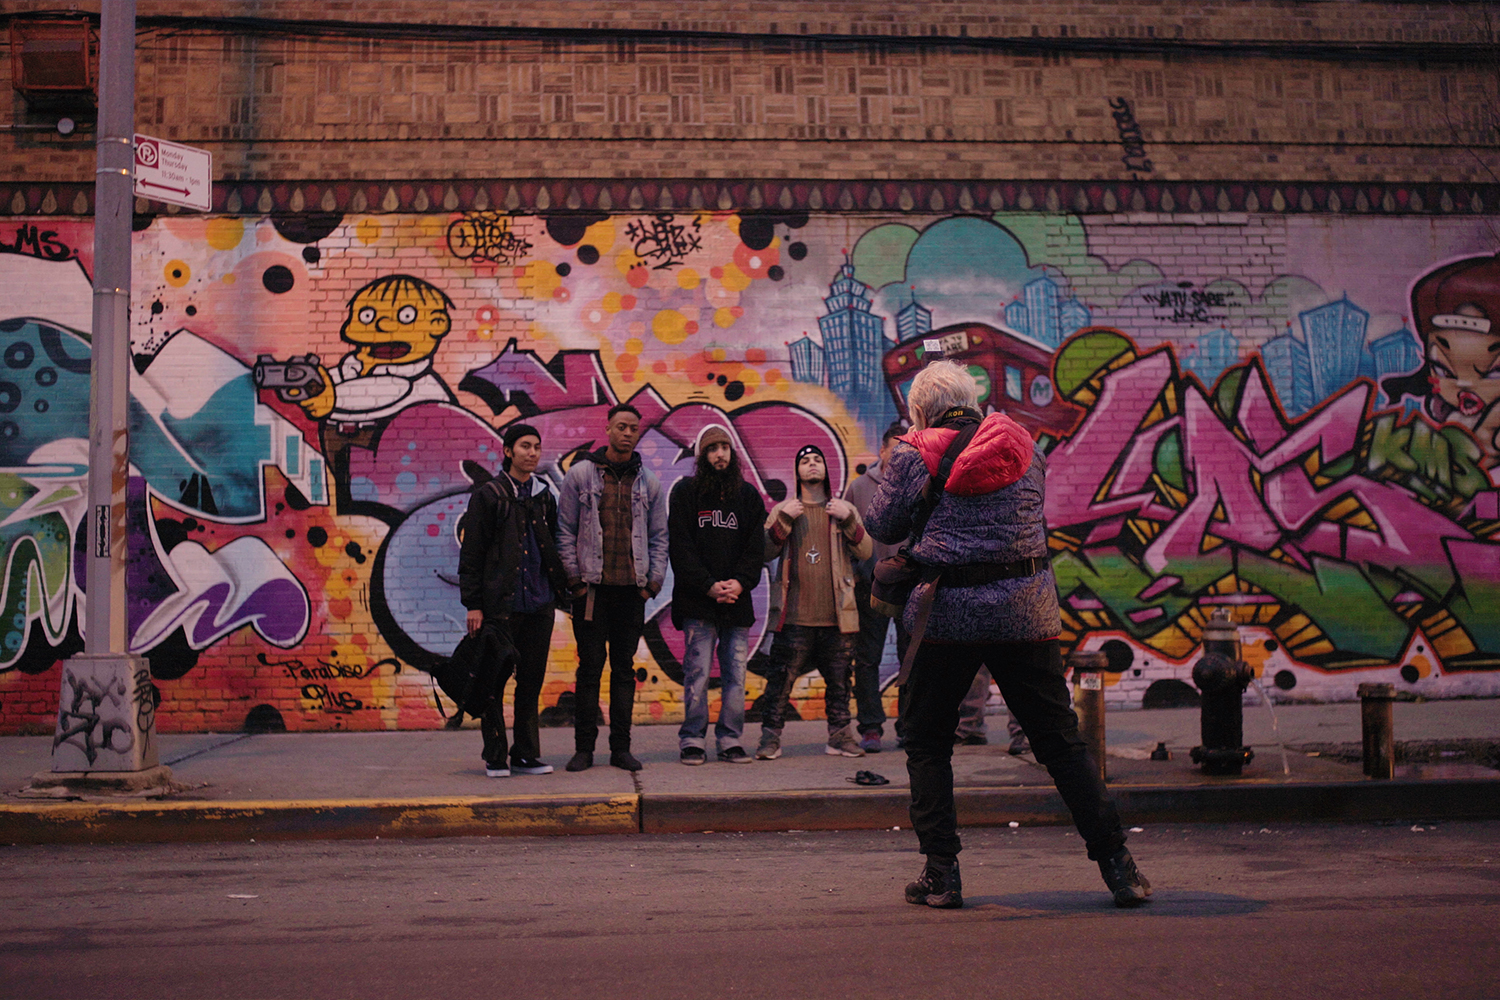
[1099,847,1152,908]
[904,859,962,909]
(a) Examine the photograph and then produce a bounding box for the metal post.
[1069,650,1108,783]
[1359,682,1396,780]
[86,0,134,658]
[39,0,169,787]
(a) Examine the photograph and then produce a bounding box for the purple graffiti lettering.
[1047,351,1176,528]
[461,339,618,415]
[1050,348,1485,597]
[131,534,311,653]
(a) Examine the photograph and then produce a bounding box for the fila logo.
[697,510,739,529]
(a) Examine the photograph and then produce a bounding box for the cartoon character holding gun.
[253,274,460,506]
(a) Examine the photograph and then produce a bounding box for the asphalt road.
[3,821,1497,1000]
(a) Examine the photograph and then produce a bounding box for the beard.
[796,473,827,499]
[698,453,743,504]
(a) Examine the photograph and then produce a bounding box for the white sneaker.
[825,729,866,757]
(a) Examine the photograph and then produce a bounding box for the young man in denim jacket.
[556,403,669,772]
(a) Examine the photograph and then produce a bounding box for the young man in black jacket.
[667,425,767,764]
[458,423,570,777]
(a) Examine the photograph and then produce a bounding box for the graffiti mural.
[0,207,1496,733]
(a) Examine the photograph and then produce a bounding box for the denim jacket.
[556,448,669,594]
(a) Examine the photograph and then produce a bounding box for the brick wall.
[2,0,1496,189]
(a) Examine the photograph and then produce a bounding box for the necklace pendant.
[806,548,821,565]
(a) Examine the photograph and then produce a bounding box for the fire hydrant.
[1189,609,1255,775]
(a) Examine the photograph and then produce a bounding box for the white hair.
[907,359,978,426]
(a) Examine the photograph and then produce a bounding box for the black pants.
[480,609,555,765]
[851,578,891,736]
[902,638,1125,861]
[759,623,856,734]
[571,585,645,753]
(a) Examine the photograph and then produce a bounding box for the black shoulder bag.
[869,421,980,618]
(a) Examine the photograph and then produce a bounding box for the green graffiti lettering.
[1362,413,1487,507]
[1364,413,1417,476]
[1441,426,1488,499]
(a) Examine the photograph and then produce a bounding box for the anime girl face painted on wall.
[1384,252,1500,470]
[1426,304,1500,419]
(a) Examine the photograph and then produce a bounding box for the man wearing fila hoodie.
[667,425,768,765]
[756,442,873,761]
[865,360,1150,912]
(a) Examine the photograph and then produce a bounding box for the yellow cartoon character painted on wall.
[299,273,459,425]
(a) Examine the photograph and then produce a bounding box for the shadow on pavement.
[970,889,1266,917]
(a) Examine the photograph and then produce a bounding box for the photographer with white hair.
[864,359,1150,910]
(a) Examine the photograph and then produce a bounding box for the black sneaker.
[510,758,554,775]
[905,860,962,909]
[717,746,752,764]
[610,750,643,772]
[1099,847,1152,908]
[483,760,510,778]
[680,747,707,766]
[565,751,593,772]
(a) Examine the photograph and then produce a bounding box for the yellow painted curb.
[0,794,640,843]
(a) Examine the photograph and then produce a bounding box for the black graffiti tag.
[625,215,702,270]
[301,684,364,714]
[132,668,155,757]
[446,211,533,264]
[258,652,396,682]
[1143,286,1234,324]
[1109,97,1153,177]
[1,223,76,262]
[53,667,134,766]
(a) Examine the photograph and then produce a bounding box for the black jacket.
[458,473,569,620]
[668,475,767,628]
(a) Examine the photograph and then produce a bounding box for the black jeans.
[571,585,645,753]
[760,623,856,735]
[902,638,1125,861]
[851,578,891,736]
[480,609,555,765]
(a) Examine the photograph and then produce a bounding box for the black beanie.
[501,423,541,471]
[503,423,541,450]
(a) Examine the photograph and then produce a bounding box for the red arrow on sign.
[138,180,191,197]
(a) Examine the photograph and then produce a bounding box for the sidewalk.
[3,700,1497,844]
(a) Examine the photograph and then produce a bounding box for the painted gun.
[253,354,325,402]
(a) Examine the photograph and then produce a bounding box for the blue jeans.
[678,619,749,751]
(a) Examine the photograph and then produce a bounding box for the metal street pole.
[41,0,169,786]
[87,0,132,655]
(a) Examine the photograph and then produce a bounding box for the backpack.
[429,625,518,728]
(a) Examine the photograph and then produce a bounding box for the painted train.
[882,321,1085,439]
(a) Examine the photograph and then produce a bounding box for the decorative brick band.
[5,179,1498,217]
